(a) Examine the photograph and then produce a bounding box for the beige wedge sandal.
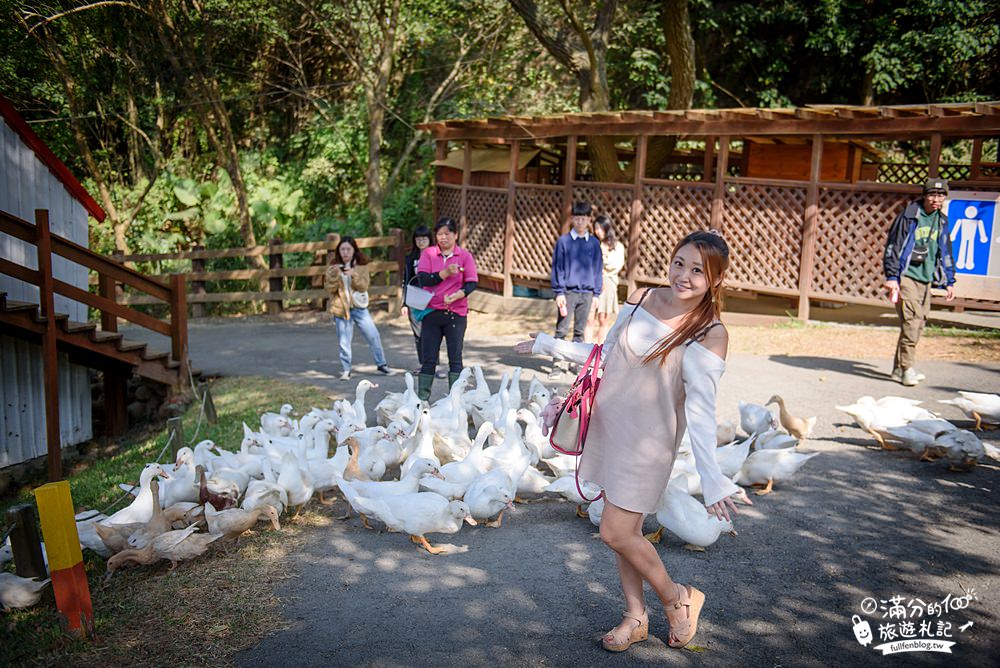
[666,583,706,649]
[601,609,649,652]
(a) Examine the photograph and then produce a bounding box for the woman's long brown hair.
[642,230,729,367]
[337,236,369,266]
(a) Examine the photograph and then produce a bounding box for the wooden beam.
[502,140,519,299]
[702,136,715,182]
[710,136,730,230]
[459,140,471,246]
[562,136,577,234]
[797,135,824,321]
[971,138,984,180]
[928,133,942,177]
[35,210,62,481]
[627,135,648,295]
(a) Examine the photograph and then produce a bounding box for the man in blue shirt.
[550,201,603,375]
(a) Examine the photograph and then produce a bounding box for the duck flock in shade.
[3,368,995,610]
[836,391,1000,469]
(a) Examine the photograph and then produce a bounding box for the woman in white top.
[586,214,626,343]
[515,230,748,653]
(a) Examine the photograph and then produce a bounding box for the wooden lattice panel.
[638,184,714,280]
[435,186,461,222]
[812,189,909,300]
[572,185,634,251]
[513,187,562,278]
[463,188,506,275]
[722,184,804,290]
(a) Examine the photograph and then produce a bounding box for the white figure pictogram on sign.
[950,205,988,270]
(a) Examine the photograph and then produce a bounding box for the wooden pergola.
[420,102,1000,319]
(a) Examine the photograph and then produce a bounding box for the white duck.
[734,449,819,495]
[756,429,799,451]
[464,479,516,527]
[517,465,555,495]
[470,372,510,430]
[261,403,296,436]
[243,458,289,515]
[739,400,777,436]
[339,488,476,555]
[645,481,735,551]
[351,379,378,427]
[420,422,494,499]
[587,495,605,527]
[517,408,549,462]
[715,434,754,478]
[462,365,492,410]
[277,452,314,516]
[483,409,532,490]
[716,420,737,446]
[939,391,1000,429]
[934,429,986,470]
[159,447,202,507]
[104,463,170,526]
[544,475,602,518]
[375,372,421,425]
[0,573,51,610]
[401,410,440,477]
[836,396,937,446]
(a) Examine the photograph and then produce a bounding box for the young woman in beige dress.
[585,214,626,343]
[515,230,748,652]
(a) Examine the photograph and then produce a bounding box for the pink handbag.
[547,343,604,502]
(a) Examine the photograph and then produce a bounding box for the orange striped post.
[34,481,94,637]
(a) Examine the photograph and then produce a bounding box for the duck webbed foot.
[683,544,706,552]
[359,513,375,530]
[484,511,505,528]
[753,478,774,495]
[575,504,588,519]
[318,490,337,505]
[411,534,446,555]
[644,526,664,544]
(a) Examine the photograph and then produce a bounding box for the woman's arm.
[681,329,743,509]
[324,265,342,294]
[605,242,626,275]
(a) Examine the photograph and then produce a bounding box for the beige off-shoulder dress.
[531,292,739,514]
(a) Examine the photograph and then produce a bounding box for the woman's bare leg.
[596,312,611,344]
[600,500,685,633]
[584,303,598,342]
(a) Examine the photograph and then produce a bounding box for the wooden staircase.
[0,292,182,386]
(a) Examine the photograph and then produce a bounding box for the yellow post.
[34,481,94,637]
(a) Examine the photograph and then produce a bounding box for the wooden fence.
[107,229,407,316]
[438,171,1000,316]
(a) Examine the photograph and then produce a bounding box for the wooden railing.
[0,208,188,480]
[105,228,406,316]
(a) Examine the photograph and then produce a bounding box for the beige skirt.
[594,274,620,315]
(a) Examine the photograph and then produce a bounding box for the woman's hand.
[443,290,465,304]
[513,332,538,355]
[706,489,751,523]
[400,305,409,316]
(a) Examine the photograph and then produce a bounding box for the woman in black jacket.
[401,225,432,374]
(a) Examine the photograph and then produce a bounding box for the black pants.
[420,309,467,374]
[407,308,423,365]
[555,291,594,342]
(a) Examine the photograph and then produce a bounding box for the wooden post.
[390,227,405,315]
[710,137,730,231]
[103,366,128,438]
[267,238,283,315]
[199,383,218,423]
[459,140,471,246]
[928,133,942,178]
[797,134,824,321]
[6,504,48,578]
[702,136,715,182]
[433,140,448,222]
[166,416,184,460]
[169,273,188,383]
[502,140,520,299]
[970,138,983,181]
[190,244,206,318]
[35,210,62,482]
[562,136,578,234]
[34,481,94,637]
[626,135,648,294]
[98,273,117,333]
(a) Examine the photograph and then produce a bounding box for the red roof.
[0,94,106,222]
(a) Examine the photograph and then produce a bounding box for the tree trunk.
[643,0,696,179]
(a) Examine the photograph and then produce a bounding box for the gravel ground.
[123,312,1000,667]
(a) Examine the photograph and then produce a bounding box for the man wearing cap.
[550,200,603,377]
[882,178,956,386]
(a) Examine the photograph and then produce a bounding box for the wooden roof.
[419,102,1000,142]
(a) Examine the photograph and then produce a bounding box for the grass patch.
[923,324,1000,340]
[1,376,338,668]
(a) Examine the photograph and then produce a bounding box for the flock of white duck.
[2,370,997,611]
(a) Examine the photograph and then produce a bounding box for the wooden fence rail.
[104,228,407,315]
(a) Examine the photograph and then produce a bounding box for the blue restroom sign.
[944,191,1000,300]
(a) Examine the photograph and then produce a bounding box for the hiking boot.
[901,368,921,387]
[377,364,393,375]
[339,370,351,381]
[448,371,462,390]
[892,367,925,384]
